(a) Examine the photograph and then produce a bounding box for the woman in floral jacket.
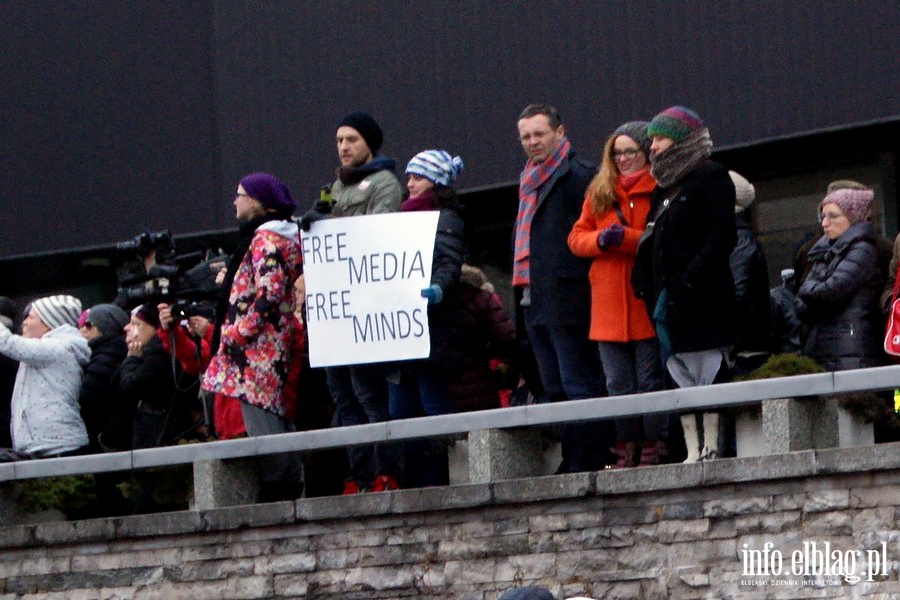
[201,172,304,501]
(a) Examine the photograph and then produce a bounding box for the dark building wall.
[212,0,900,204]
[1,0,898,257]
[0,1,220,256]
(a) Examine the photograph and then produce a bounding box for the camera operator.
[157,301,213,376]
[158,300,214,441]
[108,304,190,450]
[113,231,175,309]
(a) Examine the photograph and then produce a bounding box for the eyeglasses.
[612,148,640,159]
[820,211,847,222]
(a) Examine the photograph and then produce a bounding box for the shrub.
[18,475,96,517]
[737,353,825,381]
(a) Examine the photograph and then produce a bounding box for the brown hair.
[517,104,562,129]
[584,134,619,216]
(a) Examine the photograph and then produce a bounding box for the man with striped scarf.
[513,104,611,473]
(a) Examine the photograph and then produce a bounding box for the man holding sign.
[301,111,404,494]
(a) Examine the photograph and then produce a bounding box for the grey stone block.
[763,397,816,453]
[702,452,817,485]
[192,458,259,510]
[113,510,203,539]
[447,438,469,485]
[832,400,875,447]
[816,442,900,476]
[34,517,115,545]
[201,499,295,531]
[468,428,549,483]
[661,501,706,521]
[734,406,764,457]
[763,397,875,456]
[390,483,492,514]
[295,491,392,520]
[492,472,593,504]
[597,463,703,495]
[0,523,34,549]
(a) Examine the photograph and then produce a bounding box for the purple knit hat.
[239,173,297,219]
[820,188,874,224]
[647,106,704,142]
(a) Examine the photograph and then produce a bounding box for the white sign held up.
[300,212,439,367]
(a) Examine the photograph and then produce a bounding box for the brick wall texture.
[0,443,898,599]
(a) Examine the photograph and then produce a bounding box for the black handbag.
[630,189,678,302]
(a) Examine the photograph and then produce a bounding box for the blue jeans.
[524,314,612,472]
[326,364,401,485]
[388,362,452,487]
[597,339,668,442]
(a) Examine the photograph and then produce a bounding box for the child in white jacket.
[0,295,91,458]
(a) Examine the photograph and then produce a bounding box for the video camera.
[116,263,183,306]
[169,299,215,321]
[115,229,174,259]
[114,230,227,311]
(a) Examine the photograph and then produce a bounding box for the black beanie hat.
[132,303,160,329]
[338,111,383,154]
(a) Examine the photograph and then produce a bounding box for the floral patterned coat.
[202,220,303,416]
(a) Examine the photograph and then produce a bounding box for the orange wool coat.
[567,169,657,342]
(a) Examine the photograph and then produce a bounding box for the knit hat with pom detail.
[647,106,704,142]
[405,150,464,187]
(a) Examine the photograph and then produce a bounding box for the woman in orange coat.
[567,121,667,467]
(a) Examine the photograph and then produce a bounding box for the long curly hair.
[584,134,621,217]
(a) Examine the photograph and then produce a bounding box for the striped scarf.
[512,136,570,286]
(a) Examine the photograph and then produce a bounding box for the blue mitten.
[597,223,625,248]
[421,284,443,305]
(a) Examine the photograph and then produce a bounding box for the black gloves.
[299,199,333,231]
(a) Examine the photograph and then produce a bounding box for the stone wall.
[1,443,898,599]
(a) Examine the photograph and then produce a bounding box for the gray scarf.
[650,127,713,188]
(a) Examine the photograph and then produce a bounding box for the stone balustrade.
[0,366,897,513]
[0,443,897,598]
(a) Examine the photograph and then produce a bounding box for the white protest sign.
[300,211,439,367]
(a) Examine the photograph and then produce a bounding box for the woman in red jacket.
[567,121,667,467]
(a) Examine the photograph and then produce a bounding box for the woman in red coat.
[567,121,667,467]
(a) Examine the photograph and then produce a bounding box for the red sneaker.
[341,480,362,495]
[370,474,400,492]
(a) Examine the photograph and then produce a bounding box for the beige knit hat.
[729,170,756,213]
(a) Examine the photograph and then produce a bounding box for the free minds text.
[301,231,428,343]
